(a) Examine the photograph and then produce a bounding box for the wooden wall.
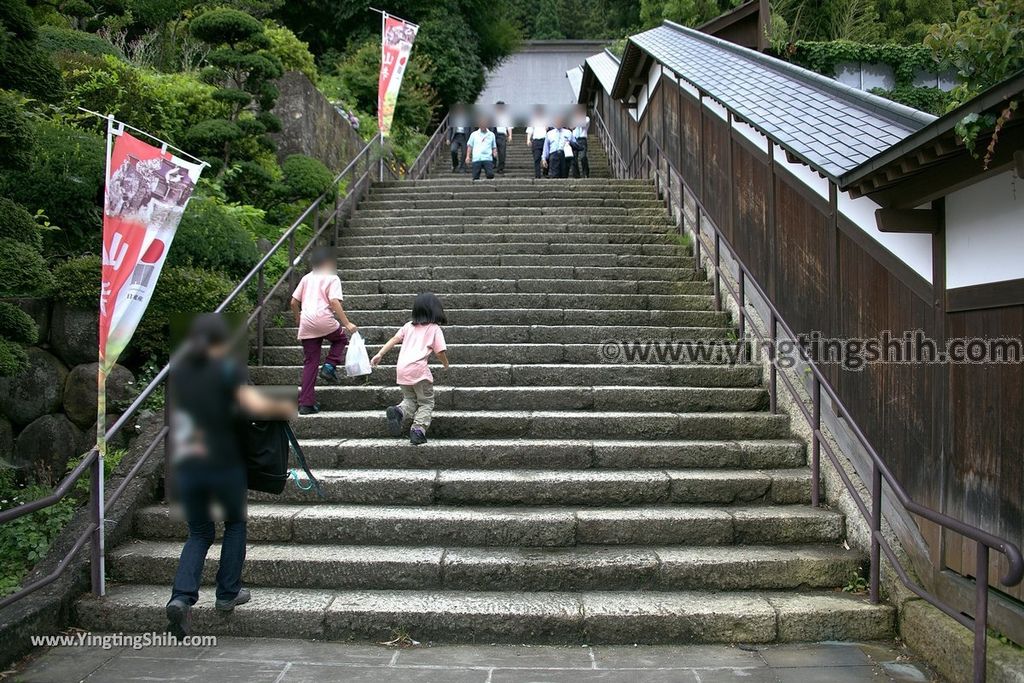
[592,71,1023,605]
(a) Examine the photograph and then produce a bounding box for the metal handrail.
[624,126,1023,683]
[0,131,392,612]
[407,114,450,180]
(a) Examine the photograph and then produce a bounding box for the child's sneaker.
[319,363,340,383]
[298,403,321,415]
[410,426,427,445]
[385,406,403,437]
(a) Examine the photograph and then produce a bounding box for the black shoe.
[319,363,340,383]
[215,587,251,612]
[386,406,404,437]
[410,427,427,445]
[166,598,191,638]
[298,403,320,415]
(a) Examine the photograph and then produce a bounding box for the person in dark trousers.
[525,105,549,179]
[449,103,470,173]
[542,117,575,179]
[570,104,591,178]
[493,101,512,174]
[466,117,498,180]
[165,313,295,639]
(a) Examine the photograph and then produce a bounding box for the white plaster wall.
[732,118,769,153]
[773,144,830,200]
[702,96,728,122]
[837,192,933,282]
[946,170,1024,288]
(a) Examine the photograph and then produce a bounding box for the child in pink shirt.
[370,292,449,445]
[290,248,358,415]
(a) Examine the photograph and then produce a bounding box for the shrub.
[0,197,41,249]
[0,301,39,345]
[0,90,35,172]
[167,196,260,278]
[278,154,334,203]
[36,25,121,57]
[223,160,276,206]
[0,238,52,297]
[263,22,317,82]
[0,11,64,102]
[134,265,250,359]
[0,337,29,377]
[0,120,104,257]
[51,254,100,310]
[189,8,264,46]
[184,118,243,156]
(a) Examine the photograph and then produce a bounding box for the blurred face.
[477,117,489,130]
[315,259,337,274]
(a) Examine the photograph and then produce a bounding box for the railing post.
[769,312,778,414]
[88,447,103,596]
[974,543,989,683]
[694,207,702,274]
[737,270,746,363]
[713,231,722,312]
[256,264,265,366]
[870,462,882,603]
[811,376,821,507]
[288,231,296,292]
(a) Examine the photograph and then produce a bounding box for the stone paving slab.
[9,636,936,682]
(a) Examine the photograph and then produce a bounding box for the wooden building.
[577,23,1024,639]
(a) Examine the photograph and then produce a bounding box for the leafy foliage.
[36,25,121,57]
[0,237,53,297]
[263,21,317,82]
[0,302,39,346]
[167,195,260,278]
[50,254,100,311]
[0,90,35,172]
[0,0,64,101]
[641,0,734,29]
[0,196,41,249]
[0,337,29,377]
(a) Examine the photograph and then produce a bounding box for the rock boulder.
[0,347,68,426]
[49,303,99,366]
[63,362,136,429]
[14,413,82,484]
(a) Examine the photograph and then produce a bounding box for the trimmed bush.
[0,338,28,377]
[51,255,100,310]
[37,25,120,57]
[279,154,334,202]
[263,22,317,82]
[167,196,260,278]
[223,160,276,206]
[0,90,35,172]
[0,238,52,297]
[0,197,41,249]
[0,302,39,345]
[189,8,264,46]
[0,120,104,257]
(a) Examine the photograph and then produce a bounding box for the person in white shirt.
[493,101,513,174]
[466,117,498,180]
[542,116,575,179]
[570,104,591,178]
[524,105,549,179]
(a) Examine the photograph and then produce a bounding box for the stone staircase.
[447,130,612,178]
[75,133,893,645]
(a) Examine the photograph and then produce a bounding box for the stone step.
[262,344,744,368]
[250,364,762,389]
[335,265,702,282]
[373,178,652,188]
[342,223,676,237]
[263,324,733,346]
[75,585,892,644]
[244,468,812,506]
[366,189,653,200]
[337,278,708,296]
[297,438,806,471]
[108,541,860,591]
[330,308,728,327]
[289,410,790,441]
[337,242,684,257]
[132,503,842,546]
[329,293,713,312]
[335,253,689,270]
[358,198,665,210]
[336,231,683,246]
[348,214,672,227]
[355,206,668,218]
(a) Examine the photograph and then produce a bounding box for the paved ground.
[8,636,937,682]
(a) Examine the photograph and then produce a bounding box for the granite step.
[333,266,703,282]
[132,503,842,546]
[322,308,728,327]
[336,278,708,295]
[335,231,685,246]
[336,242,685,257]
[334,253,690,269]
[336,293,712,312]
[108,541,861,591]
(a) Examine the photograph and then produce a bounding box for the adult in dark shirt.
[165,313,294,638]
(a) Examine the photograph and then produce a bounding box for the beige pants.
[398,380,435,430]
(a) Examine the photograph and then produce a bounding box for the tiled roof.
[566,65,583,101]
[585,50,621,96]
[618,23,936,179]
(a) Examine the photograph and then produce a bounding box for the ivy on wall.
[780,40,954,114]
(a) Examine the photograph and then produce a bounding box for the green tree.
[186,7,284,171]
[0,0,64,101]
[533,0,564,38]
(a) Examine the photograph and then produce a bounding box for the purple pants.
[299,327,347,407]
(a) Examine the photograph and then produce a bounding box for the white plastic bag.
[563,141,574,158]
[345,332,372,377]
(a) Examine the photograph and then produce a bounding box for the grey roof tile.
[626,24,931,178]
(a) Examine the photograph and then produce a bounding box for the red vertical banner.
[377,13,418,138]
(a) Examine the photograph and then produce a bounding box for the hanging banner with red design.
[377,12,418,138]
[100,131,203,371]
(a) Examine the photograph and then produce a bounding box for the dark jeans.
[495,133,507,172]
[170,461,248,606]
[450,134,467,172]
[300,326,347,407]
[531,138,545,178]
[472,160,495,180]
[571,138,589,178]
[548,150,567,179]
